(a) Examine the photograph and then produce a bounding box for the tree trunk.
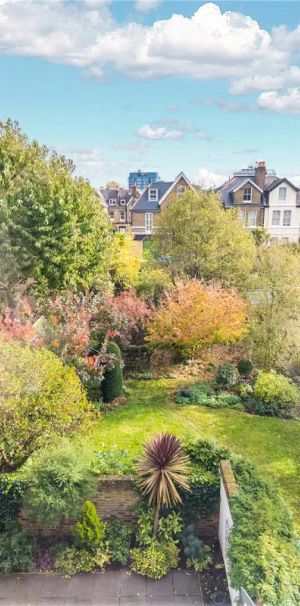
[153,503,160,536]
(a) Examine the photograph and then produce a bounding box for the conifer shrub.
[101,341,123,402]
[237,359,253,376]
[74,501,105,551]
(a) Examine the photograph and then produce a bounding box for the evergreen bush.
[74,501,105,551]
[237,359,253,376]
[215,363,237,387]
[254,371,299,414]
[101,341,123,402]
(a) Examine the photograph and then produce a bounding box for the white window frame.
[240,209,257,227]
[119,226,126,233]
[148,189,158,202]
[177,184,186,198]
[145,212,154,234]
[243,187,252,203]
[283,210,291,226]
[108,199,117,206]
[120,199,126,206]
[272,210,281,226]
[278,187,287,201]
[120,211,126,222]
[109,211,115,220]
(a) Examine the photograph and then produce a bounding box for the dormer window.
[108,198,117,206]
[120,199,126,206]
[278,187,287,201]
[149,189,158,202]
[243,187,252,202]
[177,185,186,198]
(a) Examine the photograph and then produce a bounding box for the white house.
[264,178,300,243]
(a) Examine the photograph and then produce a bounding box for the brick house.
[217,161,300,242]
[99,185,139,233]
[130,172,196,243]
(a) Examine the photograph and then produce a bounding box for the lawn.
[91,378,300,529]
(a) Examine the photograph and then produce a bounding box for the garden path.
[0,569,210,605]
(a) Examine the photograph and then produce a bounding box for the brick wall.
[20,474,219,538]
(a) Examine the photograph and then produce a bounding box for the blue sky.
[0,1,300,187]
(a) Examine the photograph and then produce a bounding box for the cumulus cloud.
[194,168,227,189]
[137,124,184,140]
[257,88,300,114]
[135,0,161,12]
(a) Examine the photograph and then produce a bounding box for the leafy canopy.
[0,119,111,302]
[152,190,256,289]
[146,281,247,356]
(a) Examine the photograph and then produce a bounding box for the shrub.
[237,359,253,376]
[106,518,134,565]
[92,445,134,476]
[74,501,105,551]
[236,383,253,399]
[0,522,35,574]
[0,475,25,530]
[101,341,123,402]
[0,337,94,472]
[254,371,299,414]
[23,442,97,527]
[215,363,237,387]
[230,460,300,605]
[54,546,110,578]
[130,541,179,580]
[182,524,212,572]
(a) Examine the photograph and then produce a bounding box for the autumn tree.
[109,232,142,291]
[146,281,247,357]
[248,244,300,370]
[152,190,256,290]
[0,120,111,304]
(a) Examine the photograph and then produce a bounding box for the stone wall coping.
[220,459,239,500]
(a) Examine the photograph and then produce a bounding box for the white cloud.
[137,123,183,140]
[135,0,160,12]
[257,88,300,114]
[194,168,227,189]
[230,67,300,95]
[290,175,300,187]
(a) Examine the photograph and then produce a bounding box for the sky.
[0,0,300,187]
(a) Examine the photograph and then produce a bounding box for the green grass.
[90,378,300,529]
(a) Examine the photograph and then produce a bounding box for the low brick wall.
[20,474,220,538]
[19,475,140,537]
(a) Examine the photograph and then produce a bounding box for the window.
[272,210,281,226]
[177,184,186,198]
[119,226,126,233]
[278,187,287,201]
[240,209,257,227]
[108,199,116,206]
[120,199,126,206]
[281,237,289,243]
[109,212,115,220]
[243,187,252,202]
[270,237,279,244]
[120,211,125,222]
[145,212,154,233]
[149,189,158,202]
[283,210,291,226]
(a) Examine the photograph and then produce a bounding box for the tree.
[105,180,119,189]
[136,433,189,535]
[146,281,247,357]
[0,337,94,471]
[101,341,123,402]
[153,190,256,289]
[109,232,142,291]
[248,244,300,370]
[0,120,111,303]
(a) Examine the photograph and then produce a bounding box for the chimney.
[255,160,266,190]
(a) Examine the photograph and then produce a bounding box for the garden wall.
[20,475,219,538]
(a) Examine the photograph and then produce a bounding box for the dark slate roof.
[217,174,279,207]
[264,177,299,192]
[132,181,173,212]
[99,188,132,206]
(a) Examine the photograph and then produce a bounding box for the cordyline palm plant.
[136,433,190,535]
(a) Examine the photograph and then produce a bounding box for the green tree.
[248,244,300,370]
[101,341,123,402]
[0,337,95,471]
[152,190,255,289]
[109,232,142,291]
[0,120,111,303]
[74,501,105,551]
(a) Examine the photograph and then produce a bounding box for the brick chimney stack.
[255,160,266,190]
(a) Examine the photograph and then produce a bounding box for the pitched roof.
[217,174,279,207]
[99,187,133,206]
[132,172,195,212]
[264,177,299,193]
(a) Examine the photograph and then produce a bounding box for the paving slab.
[146,573,174,597]
[173,571,201,596]
[0,576,18,598]
[39,575,69,599]
[94,571,121,597]
[67,574,95,600]
[120,571,147,597]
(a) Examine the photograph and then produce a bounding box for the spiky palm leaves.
[136,433,190,534]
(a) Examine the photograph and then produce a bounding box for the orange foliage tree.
[146,281,247,357]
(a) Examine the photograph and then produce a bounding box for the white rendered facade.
[264,181,300,243]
